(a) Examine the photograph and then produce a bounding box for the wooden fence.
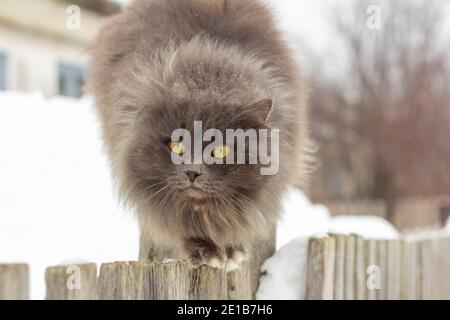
[306,233,450,300]
[1,233,450,300]
[45,260,252,300]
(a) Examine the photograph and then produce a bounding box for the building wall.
[0,0,109,97]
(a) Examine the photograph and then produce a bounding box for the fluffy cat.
[88,0,311,271]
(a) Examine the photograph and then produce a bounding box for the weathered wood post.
[420,239,433,300]
[445,236,450,300]
[344,235,356,300]
[45,264,97,300]
[331,234,346,300]
[98,262,147,300]
[143,261,189,300]
[306,236,336,300]
[188,265,227,300]
[0,264,29,300]
[364,239,377,300]
[139,229,276,299]
[400,239,419,300]
[376,240,388,300]
[432,236,445,300]
[386,239,401,299]
[226,261,252,300]
[354,235,366,300]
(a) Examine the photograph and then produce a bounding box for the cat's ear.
[250,98,273,123]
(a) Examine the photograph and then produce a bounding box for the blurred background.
[0,0,449,298]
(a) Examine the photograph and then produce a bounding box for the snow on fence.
[306,234,450,300]
[1,234,450,300]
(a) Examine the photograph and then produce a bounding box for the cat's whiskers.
[141,183,172,206]
[222,185,266,226]
[214,192,245,230]
[155,186,174,213]
[142,181,166,192]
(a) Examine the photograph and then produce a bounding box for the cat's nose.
[185,170,202,183]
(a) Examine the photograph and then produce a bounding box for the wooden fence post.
[45,264,97,300]
[144,261,189,300]
[439,236,448,300]
[0,264,29,300]
[227,261,252,300]
[98,262,148,300]
[140,230,275,300]
[332,234,346,300]
[188,265,227,300]
[386,240,401,299]
[445,236,450,299]
[376,240,388,300]
[344,235,356,300]
[401,239,418,300]
[306,236,335,300]
[432,236,444,300]
[420,239,433,300]
[364,239,377,300]
[354,236,366,300]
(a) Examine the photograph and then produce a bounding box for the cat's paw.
[188,251,226,269]
[225,248,248,272]
[186,240,226,269]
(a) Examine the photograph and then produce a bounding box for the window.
[0,52,7,91]
[58,62,86,98]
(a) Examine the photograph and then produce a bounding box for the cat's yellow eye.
[170,141,185,155]
[212,145,230,159]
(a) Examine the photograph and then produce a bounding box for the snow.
[256,237,310,300]
[277,188,330,248]
[0,92,139,300]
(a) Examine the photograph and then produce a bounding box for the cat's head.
[121,97,276,227]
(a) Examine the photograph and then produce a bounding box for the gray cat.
[88,0,312,271]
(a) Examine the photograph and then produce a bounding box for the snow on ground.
[256,237,310,300]
[0,92,401,300]
[277,188,330,248]
[0,92,139,300]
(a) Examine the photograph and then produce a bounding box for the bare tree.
[310,0,450,207]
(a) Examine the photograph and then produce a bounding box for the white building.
[0,0,119,98]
